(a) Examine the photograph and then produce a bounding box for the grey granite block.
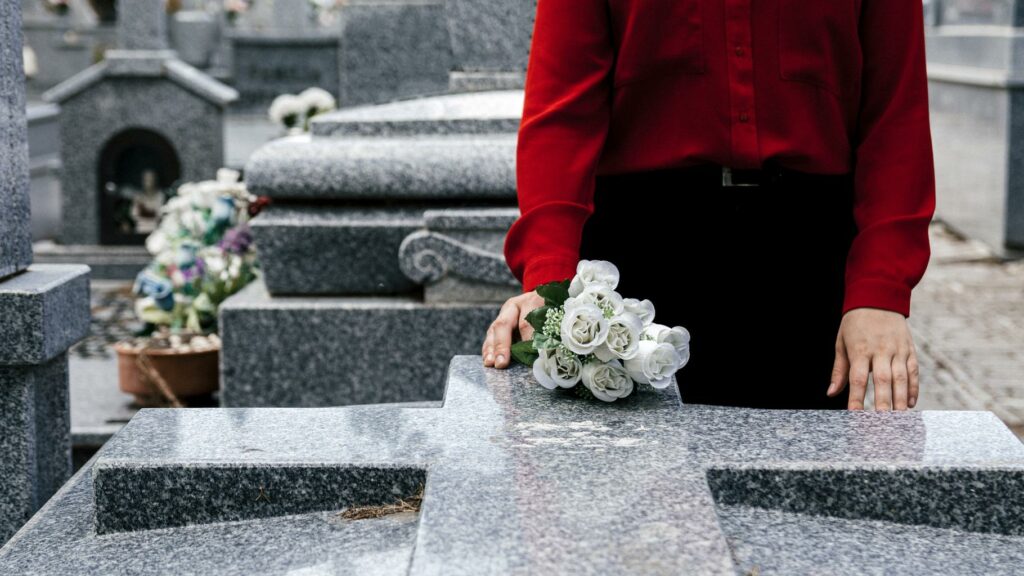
[311,89,524,137]
[116,0,168,51]
[0,1,33,279]
[338,2,452,107]
[0,352,71,545]
[444,0,534,75]
[249,204,426,295]
[217,279,500,407]
[244,133,517,200]
[0,264,91,365]
[230,34,340,113]
[4,356,1024,574]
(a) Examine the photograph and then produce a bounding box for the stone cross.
[2,356,1024,572]
[117,0,168,51]
[0,0,33,280]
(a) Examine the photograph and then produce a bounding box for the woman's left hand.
[827,307,920,411]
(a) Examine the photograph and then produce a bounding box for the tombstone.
[220,90,523,407]
[228,0,340,112]
[1,355,1023,571]
[337,1,453,107]
[444,0,535,91]
[0,1,91,545]
[37,0,237,279]
[926,0,1024,255]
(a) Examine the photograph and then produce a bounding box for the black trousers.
[578,163,858,410]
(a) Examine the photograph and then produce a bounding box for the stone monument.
[228,0,340,112]
[1,356,1023,572]
[20,0,118,97]
[37,0,238,279]
[220,90,523,407]
[0,1,91,545]
[926,0,1024,255]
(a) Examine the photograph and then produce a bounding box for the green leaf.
[536,280,571,307]
[510,340,539,366]
[533,333,556,350]
[525,305,550,333]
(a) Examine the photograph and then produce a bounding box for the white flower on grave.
[593,312,644,362]
[643,323,691,368]
[145,230,170,256]
[581,360,634,402]
[299,86,337,116]
[624,340,683,389]
[201,249,227,277]
[268,94,305,129]
[532,346,583,390]
[569,259,620,297]
[180,209,208,236]
[622,297,656,327]
[564,283,624,317]
[560,303,610,355]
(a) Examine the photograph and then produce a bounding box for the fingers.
[847,353,870,411]
[908,351,920,409]
[483,300,521,369]
[827,336,850,397]
[872,353,893,411]
[891,352,909,411]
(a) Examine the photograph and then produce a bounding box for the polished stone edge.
[93,462,426,534]
[244,134,517,200]
[398,230,518,286]
[0,264,91,365]
[706,464,1024,536]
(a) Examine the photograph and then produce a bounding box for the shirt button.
[734,45,744,56]
[739,112,749,123]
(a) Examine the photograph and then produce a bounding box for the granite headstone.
[0,0,91,546]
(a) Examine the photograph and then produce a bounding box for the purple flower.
[219,225,253,254]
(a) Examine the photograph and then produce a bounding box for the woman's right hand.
[481,290,547,369]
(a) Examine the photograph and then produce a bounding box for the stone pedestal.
[0,1,91,545]
[221,90,524,407]
[926,1,1024,254]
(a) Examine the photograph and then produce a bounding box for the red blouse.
[503,0,936,318]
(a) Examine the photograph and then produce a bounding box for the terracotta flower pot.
[114,333,221,407]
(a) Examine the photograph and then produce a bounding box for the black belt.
[642,161,852,188]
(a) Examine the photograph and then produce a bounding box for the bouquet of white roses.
[511,260,690,402]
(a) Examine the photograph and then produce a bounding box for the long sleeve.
[503,0,616,294]
[842,0,937,318]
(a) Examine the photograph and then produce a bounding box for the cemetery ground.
[64,218,1024,474]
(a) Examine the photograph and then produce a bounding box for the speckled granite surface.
[0,264,91,365]
[2,355,1023,574]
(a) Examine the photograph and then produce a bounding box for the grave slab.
[2,356,1024,574]
[218,280,500,407]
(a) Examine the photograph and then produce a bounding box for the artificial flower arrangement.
[268,86,337,134]
[511,260,690,402]
[131,168,263,336]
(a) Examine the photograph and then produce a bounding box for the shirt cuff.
[842,277,912,318]
[522,257,579,294]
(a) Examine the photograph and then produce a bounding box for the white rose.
[268,94,305,127]
[624,340,682,389]
[569,259,620,297]
[532,347,583,390]
[145,230,169,256]
[581,360,634,402]
[560,303,609,355]
[566,283,624,317]
[299,86,337,115]
[643,323,691,366]
[623,297,656,327]
[593,312,644,362]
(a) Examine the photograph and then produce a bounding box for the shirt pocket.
[610,0,705,89]
[777,0,858,99]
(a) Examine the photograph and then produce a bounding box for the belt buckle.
[721,166,760,187]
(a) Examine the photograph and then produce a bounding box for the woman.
[482,0,935,411]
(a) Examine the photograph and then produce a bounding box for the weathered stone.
[116,0,167,51]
